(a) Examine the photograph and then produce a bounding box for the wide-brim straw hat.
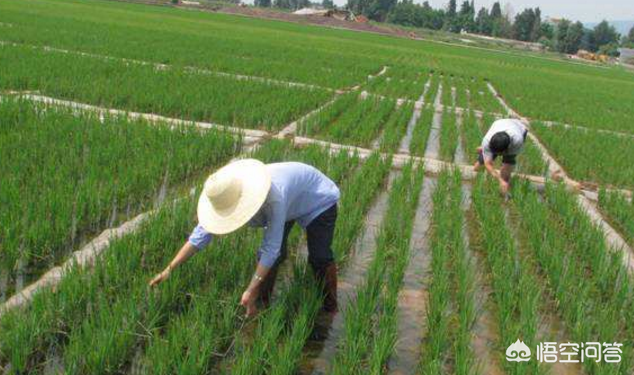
[197,159,271,235]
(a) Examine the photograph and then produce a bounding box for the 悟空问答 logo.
[506,339,532,362]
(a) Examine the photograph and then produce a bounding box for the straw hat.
[197,159,271,235]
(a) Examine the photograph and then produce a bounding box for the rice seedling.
[439,107,459,162]
[470,175,543,375]
[467,79,504,114]
[331,161,424,374]
[420,169,477,375]
[511,181,634,374]
[364,67,428,100]
[0,45,331,131]
[454,77,469,109]
[0,98,239,293]
[441,75,455,107]
[598,190,634,247]
[460,109,483,158]
[409,106,434,157]
[423,74,440,104]
[532,122,634,189]
[298,93,358,137]
[218,147,391,374]
[306,97,396,148]
[378,102,415,153]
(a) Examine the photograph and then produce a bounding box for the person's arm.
[149,224,212,287]
[240,203,285,316]
[149,241,198,286]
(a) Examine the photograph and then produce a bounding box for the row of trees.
[385,0,628,55]
[251,0,634,57]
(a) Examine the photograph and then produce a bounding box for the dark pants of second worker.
[258,204,338,312]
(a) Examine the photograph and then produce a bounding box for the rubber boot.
[258,266,279,308]
[316,263,338,313]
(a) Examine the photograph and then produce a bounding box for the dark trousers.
[275,204,337,271]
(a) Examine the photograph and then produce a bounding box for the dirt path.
[387,177,435,374]
[301,172,396,375]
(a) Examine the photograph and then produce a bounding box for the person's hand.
[241,289,258,317]
[499,179,510,195]
[476,146,482,152]
[149,268,171,287]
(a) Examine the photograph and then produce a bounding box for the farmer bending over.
[474,118,528,194]
[150,159,339,316]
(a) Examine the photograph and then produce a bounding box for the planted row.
[219,150,392,374]
[301,96,396,148]
[532,122,634,189]
[598,190,634,247]
[331,161,424,374]
[409,106,435,157]
[0,45,331,131]
[420,170,476,374]
[470,176,543,375]
[512,181,634,374]
[0,139,364,375]
[0,98,239,295]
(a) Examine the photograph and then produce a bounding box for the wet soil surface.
[387,177,436,374]
[299,172,397,375]
[424,85,443,160]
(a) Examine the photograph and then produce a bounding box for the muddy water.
[462,185,505,375]
[424,85,443,160]
[15,257,25,294]
[300,172,397,375]
[454,114,468,164]
[387,177,436,375]
[398,103,423,153]
[0,268,7,303]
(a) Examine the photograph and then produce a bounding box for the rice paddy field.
[1,0,634,374]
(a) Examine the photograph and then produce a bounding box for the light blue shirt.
[188,162,340,268]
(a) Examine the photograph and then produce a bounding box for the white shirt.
[481,119,528,161]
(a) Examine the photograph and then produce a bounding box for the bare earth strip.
[387,177,435,374]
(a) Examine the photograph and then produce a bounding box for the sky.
[330,0,633,23]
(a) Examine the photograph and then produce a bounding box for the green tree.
[255,0,271,7]
[512,8,541,42]
[490,1,502,19]
[457,0,476,32]
[593,20,620,50]
[443,0,460,32]
[554,19,571,53]
[322,0,334,8]
[475,7,492,35]
[563,21,584,54]
[629,26,634,43]
[540,22,554,40]
[366,0,398,21]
